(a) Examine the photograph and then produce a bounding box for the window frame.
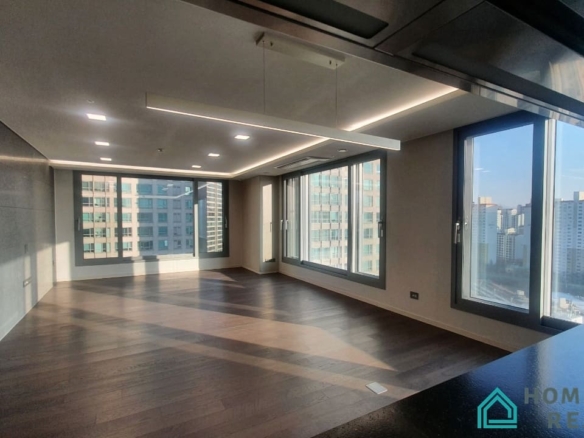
[282,150,387,289]
[73,171,229,266]
[452,111,579,334]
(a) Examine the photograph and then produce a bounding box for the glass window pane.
[551,121,584,323]
[137,184,152,195]
[307,166,348,269]
[463,125,533,309]
[80,174,118,260]
[354,159,381,277]
[121,177,193,256]
[197,181,225,254]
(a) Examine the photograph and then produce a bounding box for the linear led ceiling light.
[146,93,400,151]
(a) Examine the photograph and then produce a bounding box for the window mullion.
[460,137,475,302]
[347,164,353,275]
[297,177,302,261]
[116,175,123,259]
[541,119,557,319]
[528,118,547,324]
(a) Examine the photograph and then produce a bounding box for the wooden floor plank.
[0,268,506,437]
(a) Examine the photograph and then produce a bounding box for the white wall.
[280,130,549,352]
[242,176,280,274]
[54,170,243,281]
[0,123,55,340]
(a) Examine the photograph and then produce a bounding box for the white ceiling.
[0,0,515,179]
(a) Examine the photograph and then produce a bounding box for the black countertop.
[315,325,584,438]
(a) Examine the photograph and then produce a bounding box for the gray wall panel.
[0,122,55,340]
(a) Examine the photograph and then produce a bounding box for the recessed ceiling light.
[338,148,348,153]
[208,153,220,157]
[100,157,112,162]
[95,141,110,146]
[87,113,107,121]
[235,135,250,140]
[191,165,201,168]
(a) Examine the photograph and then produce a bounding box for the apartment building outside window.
[74,173,229,264]
[282,151,386,288]
[197,180,228,257]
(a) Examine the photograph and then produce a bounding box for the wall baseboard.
[242,265,261,275]
[59,261,242,282]
[0,313,22,342]
[280,269,517,352]
[241,266,278,275]
[1,283,54,341]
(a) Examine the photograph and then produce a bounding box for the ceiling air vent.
[275,156,330,170]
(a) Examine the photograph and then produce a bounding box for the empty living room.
[1,1,584,437]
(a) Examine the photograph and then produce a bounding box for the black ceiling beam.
[489,0,584,59]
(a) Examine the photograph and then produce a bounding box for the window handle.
[453,221,461,244]
[224,217,228,229]
[377,221,384,238]
[76,218,81,231]
[280,219,284,231]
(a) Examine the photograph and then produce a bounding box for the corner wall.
[54,169,243,281]
[280,130,549,352]
[0,123,55,340]
[242,177,261,274]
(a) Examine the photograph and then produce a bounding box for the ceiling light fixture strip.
[146,94,400,151]
[50,160,229,176]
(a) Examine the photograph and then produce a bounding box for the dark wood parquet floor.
[0,268,506,437]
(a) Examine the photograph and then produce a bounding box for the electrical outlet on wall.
[410,291,419,300]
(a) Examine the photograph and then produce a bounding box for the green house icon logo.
[477,388,518,429]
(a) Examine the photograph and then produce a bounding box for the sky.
[555,121,584,200]
[471,121,584,209]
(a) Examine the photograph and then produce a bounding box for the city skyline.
[472,121,584,208]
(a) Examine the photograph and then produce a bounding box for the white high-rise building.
[553,192,584,274]
[472,197,498,266]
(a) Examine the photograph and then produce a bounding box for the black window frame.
[282,150,387,289]
[452,111,580,334]
[73,171,229,266]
